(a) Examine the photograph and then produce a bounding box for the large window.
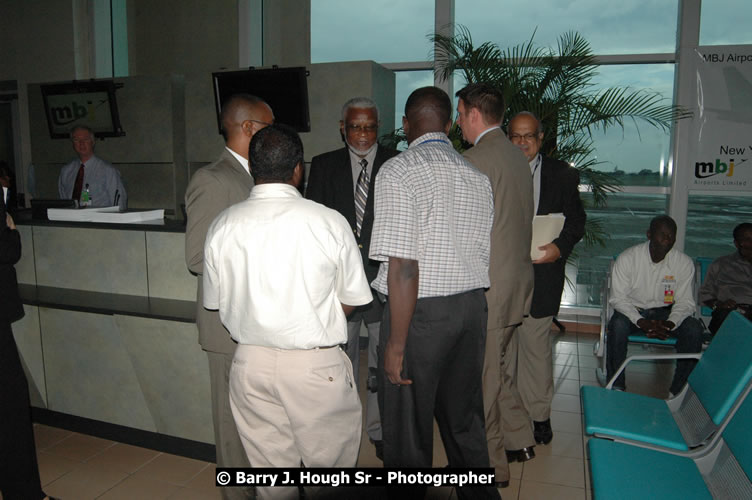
[455,0,678,55]
[700,0,752,45]
[685,194,752,258]
[311,0,435,63]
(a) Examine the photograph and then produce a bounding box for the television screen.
[40,80,125,139]
[212,67,310,133]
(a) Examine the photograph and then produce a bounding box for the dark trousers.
[606,308,704,394]
[0,321,45,500]
[377,289,499,500]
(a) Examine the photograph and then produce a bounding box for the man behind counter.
[58,125,127,210]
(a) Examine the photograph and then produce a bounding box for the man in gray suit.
[456,83,537,488]
[185,94,273,500]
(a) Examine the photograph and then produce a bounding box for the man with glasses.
[507,111,586,446]
[58,125,127,209]
[185,93,273,500]
[306,97,398,460]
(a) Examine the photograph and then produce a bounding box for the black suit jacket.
[530,155,586,318]
[306,145,399,321]
[0,194,24,324]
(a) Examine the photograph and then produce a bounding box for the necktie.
[72,164,85,201]
[354,158,369,238]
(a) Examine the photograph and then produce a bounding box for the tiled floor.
[12,323,676,500]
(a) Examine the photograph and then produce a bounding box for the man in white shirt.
[607,215,704,394]
[58,125,127,210]
[203,124,373,500]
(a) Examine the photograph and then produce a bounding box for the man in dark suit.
[185,94,273,500]
[507,112,586,445]
[456,83,537,486]
[0,193,56,500]
[306,97,398,458]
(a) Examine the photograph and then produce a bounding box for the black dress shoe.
[494,480,510,488]
[534,419,553,445]
[505,446,535,463]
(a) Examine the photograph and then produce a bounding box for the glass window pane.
[700,0,752,45]
[311,0,434,63]
[587,64,675,188]
[455,0,678,55]
[685,194,752,258]
[393,70,434,131]
[569,192,668,308]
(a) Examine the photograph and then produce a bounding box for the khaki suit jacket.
[464,128,534,328]
[185,148,254,353]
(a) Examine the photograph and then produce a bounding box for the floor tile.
[554,364,580,381]
[534,430,584,459]
[36,450,81,487]
[44,432,116,462]
[509,460,523,480]
[554,351,579,367]
[98,474,182,499]
[577,355,600,369]
[522,455,585,488]
[44,460,129,500]
[549,410,582,435]
[551,393,581,414]
[519,479,586,500]
[34,423,73,449]
[504,478,521,499]
[87,443,160,474]
[131,454,210,486]
[553,342,579,354]
[168,486,223,500]
[554,378,581,396]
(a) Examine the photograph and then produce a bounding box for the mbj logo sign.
[695,146,748,179]
[47,92,109,127]
[50,98,99,126]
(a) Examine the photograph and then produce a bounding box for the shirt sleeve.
[334,218,374,307]
[609,251,643,325]
[369,169,418,262]
[667,256,696,328]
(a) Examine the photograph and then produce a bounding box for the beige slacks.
[515,315,555,422]
[230,345,362,500]
[482,325,535,481]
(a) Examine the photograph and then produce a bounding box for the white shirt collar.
[474,126,500,145]
[226,146,250,175]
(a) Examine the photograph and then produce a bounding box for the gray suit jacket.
[463,128,534,329]
[185,148,254,353]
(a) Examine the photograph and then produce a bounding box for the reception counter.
[14,215,215,450]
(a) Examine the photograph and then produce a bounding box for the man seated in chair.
[607,215,704,395]
[699,222,752,334]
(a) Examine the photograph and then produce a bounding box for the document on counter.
[531,214,565,261]
[47,206,164,223]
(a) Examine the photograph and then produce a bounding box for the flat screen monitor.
[40,80,125,139]
[212,67,310,133]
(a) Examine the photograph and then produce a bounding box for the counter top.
[15,209,186,233]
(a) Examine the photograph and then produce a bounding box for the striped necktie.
[354,158,369,238]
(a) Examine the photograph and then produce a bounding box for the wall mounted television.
[212,67,310,133]
[40,79,125,139]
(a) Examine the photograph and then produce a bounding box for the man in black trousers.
[0,189,56,500]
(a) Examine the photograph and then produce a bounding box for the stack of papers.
[531,214,565,260]
[47,206,164,223]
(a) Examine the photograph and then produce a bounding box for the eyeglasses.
[508,133,540,142]
[346,124,378,134]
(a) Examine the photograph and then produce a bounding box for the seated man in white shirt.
[607,215,704,395]
[203,124,373,500]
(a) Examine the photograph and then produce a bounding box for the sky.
[310,0,752,176]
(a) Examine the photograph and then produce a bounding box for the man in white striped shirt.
[370,86,498,500]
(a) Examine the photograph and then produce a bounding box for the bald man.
[185,94,273,500]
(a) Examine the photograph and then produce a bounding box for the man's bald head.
[402,86,452,143]
[220,94,273,158]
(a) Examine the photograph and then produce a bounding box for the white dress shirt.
[609,241,697,328]
[203,183,373,349]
